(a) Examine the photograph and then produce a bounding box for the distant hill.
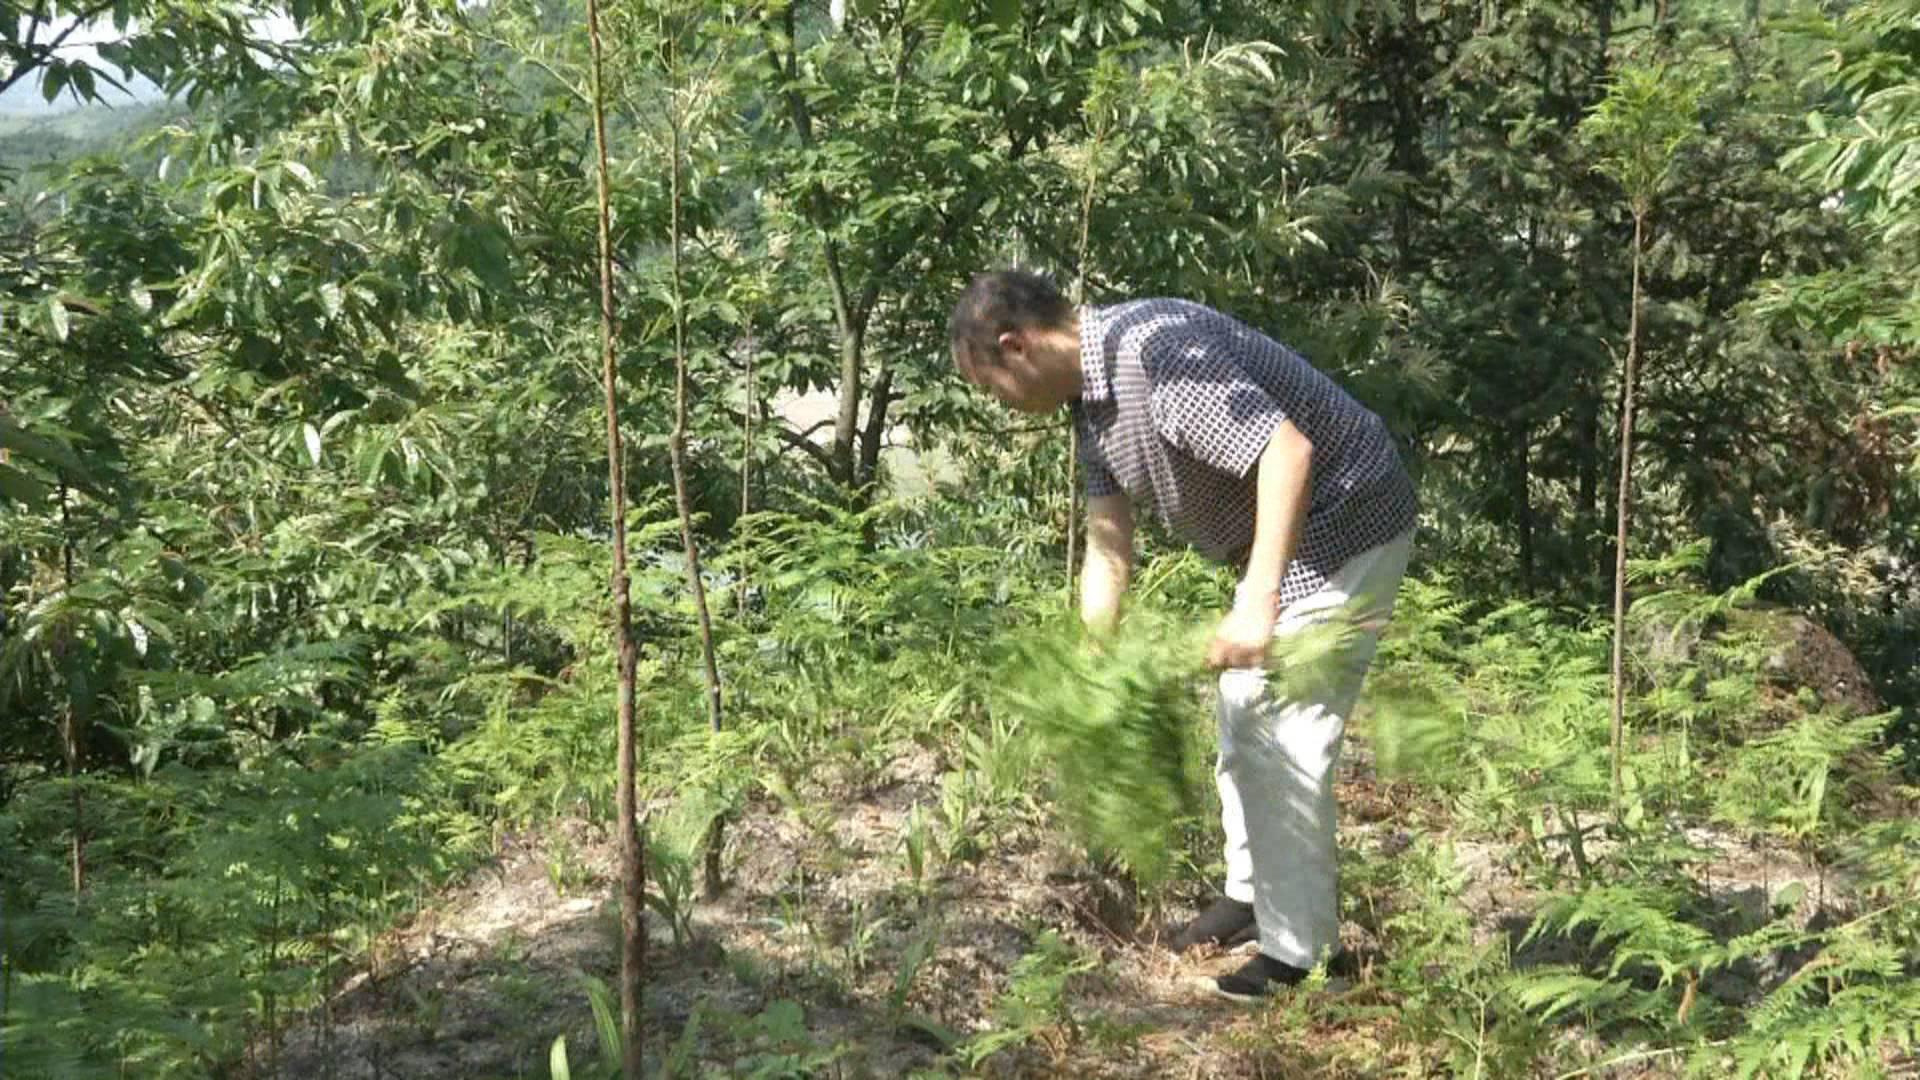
[0,100,184,189]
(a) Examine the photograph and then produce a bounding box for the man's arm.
[1080,494,1134,635]
[1206,419,1313,669]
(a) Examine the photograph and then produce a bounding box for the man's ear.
[996,329,1024,360]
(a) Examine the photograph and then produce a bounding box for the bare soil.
[264,742,1863,1079]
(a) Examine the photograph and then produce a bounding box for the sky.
[2,9,297,116]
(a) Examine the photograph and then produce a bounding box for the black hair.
[948,269,1074,368]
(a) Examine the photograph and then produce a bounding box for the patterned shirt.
[1072,298,1418,606]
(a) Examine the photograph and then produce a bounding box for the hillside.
[0,100,183,185]
[5,1,1918,1077]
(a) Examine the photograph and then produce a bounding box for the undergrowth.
[4,502,1916,1078]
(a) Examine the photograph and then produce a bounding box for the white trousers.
[1216,530,1412,968]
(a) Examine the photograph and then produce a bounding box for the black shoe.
[1211,952,1310,1002]
[1171,897,1256,953]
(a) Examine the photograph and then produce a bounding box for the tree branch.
[764,7,860,483]
[473,31,590,107]
[1024,226,1120,299]
[0,0,117,97]
[724,403,836,473]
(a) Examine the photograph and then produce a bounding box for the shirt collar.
[1076,304,1114,403]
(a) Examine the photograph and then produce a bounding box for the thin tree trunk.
[738,338,754,620]
[582,4,646,1074]
[831,318,865,491]
[1067,115,1103,597]
[59,479,82,899]
[662,29,728,902]
[1514,423,1534,594]
[1579,393,1599,563]
[1609,210,1645,816]
[1066,426,1079,588]
[66,706,82,897]
[857,357,894,489]
[501,545,514,667]
[1582,0,1612,586]
[769,2,864,494]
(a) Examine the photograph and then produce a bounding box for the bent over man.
[948,269,1418,1001]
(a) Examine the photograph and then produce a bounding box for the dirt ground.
[264,741,1859,1080]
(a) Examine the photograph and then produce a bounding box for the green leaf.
[548,1034,570,1080]
[900,1012,963,1048]
[0,462,52,505]
[0,416,89,482]
[584,975,622,1068]
[757,999,807,1042]
[41,63,67,104]
[48,297,70,342]
[989,0,1020,29]
[304,422,324,466]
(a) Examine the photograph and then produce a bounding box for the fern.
[1526,883,1717,988]
[959,929,1098,1068]
[1000,609,1208,886]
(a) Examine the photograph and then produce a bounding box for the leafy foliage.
[3,0,1919,1075]
[1003,610,1209,886]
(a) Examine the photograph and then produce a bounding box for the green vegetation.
[3,0,1917,1077]
[1006,605,1211,887]
[0,102,181,191]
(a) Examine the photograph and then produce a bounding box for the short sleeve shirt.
[1072,298,1418,606]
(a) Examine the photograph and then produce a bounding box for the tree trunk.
[769,2,865,498]
[1513,423,1534,594]
[1390,0,1425,274]
[832,320,867,493]
[1068,118,1103,597]
[582,3,646,1074]
[65,699,83,897]
[1580,3,1611,582]
[663,74,729,902]
[1066,424,1080,589]
[1578,393,1599,564]
[60,479,83,899]
[1609,210,1645,816]
[856,357,894,490]
[738,339,754,620]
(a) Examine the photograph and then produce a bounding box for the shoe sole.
[1203,977,1272,1004]
[1201,975,1352,1002]
[1172,924,1259,955]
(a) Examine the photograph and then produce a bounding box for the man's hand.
[1210,419,1311,670]
[1206,594,1279,670]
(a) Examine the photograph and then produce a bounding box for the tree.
[2,1,321,105]
[1580,63,1698,812]
[582,0,648,1071]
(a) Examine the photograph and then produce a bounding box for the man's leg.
[1168,704,1259,951]
[1212,530,1411,996]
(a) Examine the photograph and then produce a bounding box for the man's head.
[948,269,1083,413]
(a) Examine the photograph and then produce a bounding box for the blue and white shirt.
[1073,298,1418,605]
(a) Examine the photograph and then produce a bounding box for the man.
[948,269,1418,1001]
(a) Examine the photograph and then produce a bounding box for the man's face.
[956,328,1072,414]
